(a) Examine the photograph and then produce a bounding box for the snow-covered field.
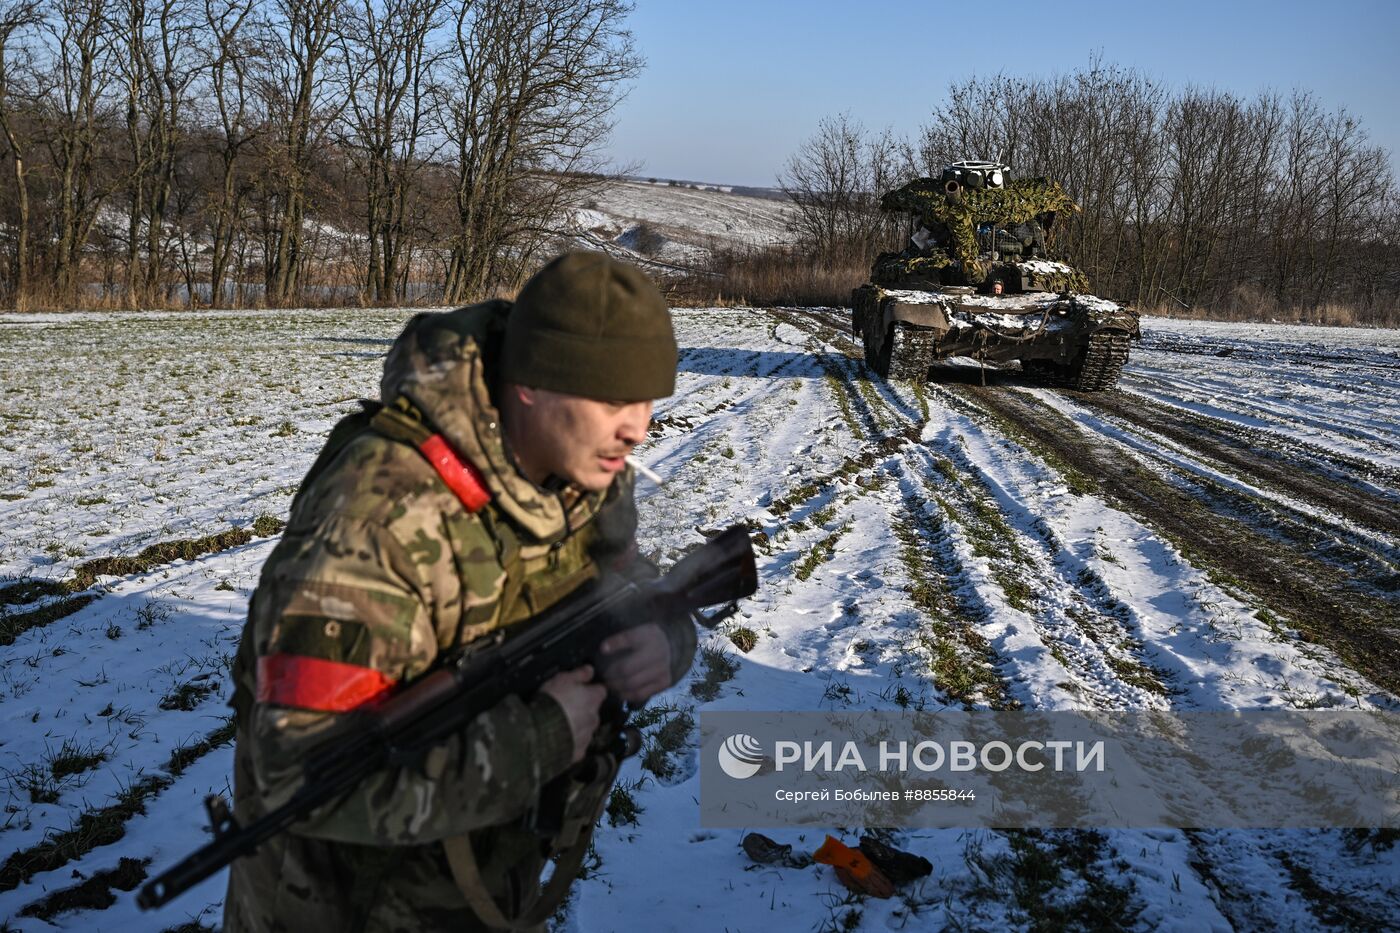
[570,180,794,267]
[1,308,1397,931]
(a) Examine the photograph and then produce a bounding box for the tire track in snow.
[1083,388,1400,531]
[946,384,1400,697]
[903,434,1176,711]
[1029,388,1400,592]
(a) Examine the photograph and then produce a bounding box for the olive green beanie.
[502,251,677,401]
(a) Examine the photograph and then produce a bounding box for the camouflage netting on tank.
[872,251,952,288]
[1012,262,1089,294]
[880,177,1080,285]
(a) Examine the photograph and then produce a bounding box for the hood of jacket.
[378,301,613,545]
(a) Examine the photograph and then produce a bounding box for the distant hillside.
[623,176,787,201]
[563,178,795,271]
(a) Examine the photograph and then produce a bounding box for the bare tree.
[337,0,444,303]
[198,0,259,306]
[778,112,900,262]
[261,0,342,305]
[906,63,1398,321]
[0,1,39,305]
[37,0,118,301]
[115,0,204,304]
[437,0,639,302]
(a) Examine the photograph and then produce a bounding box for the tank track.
[886,323,939,380]
[1069,331,1132,390]
[1023,331,1131,391]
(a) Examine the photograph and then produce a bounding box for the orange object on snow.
[812,835,895,898]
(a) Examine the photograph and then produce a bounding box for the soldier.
[223,251,694,932]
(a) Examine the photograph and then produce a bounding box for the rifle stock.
[137,524,757,910]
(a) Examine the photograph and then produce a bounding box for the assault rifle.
[138,525,757,910]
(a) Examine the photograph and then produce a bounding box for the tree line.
[0,0,638,310]
[777,63,1400,324]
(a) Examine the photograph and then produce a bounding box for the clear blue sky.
[606,0,1400,187]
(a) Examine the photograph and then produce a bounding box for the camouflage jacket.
[223,302,695,933]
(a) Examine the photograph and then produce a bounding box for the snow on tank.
[850,162,1140,390]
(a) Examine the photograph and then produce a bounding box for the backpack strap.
[440,750,620,929]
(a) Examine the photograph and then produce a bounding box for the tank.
[851,161,1139,390]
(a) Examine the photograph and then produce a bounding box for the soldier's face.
[506,385,652,492]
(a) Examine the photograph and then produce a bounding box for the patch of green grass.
[769,456,866,519]
[770,480,821,518]
[823,372,864,439]
[629,701,685,730]
[0,528,259,615]
[271,420,296,437]
[47,739,108,781]
[1063,605,1171,698]
[75,495,108,506]
[0,719,234,894]
[993,569,1036,614]
[606,778,646,827]
[793,522,852,582]
[158,679,217,712]
[932,456,961,485]
[910,379,931,421]
[935,462,1039,614]
[654,710,694,753]
[967,830,1141,931]
[167,719,235,777]
[691,645,739,702]
[854,372,892,430]
[893,511,1015,710]
[640,710,694,781]
[251,514,285,537]
[133,599,172,630]
[15,856,150,921]
[727,626,759,653]
[9,763,60,804]
[0,595,99,647]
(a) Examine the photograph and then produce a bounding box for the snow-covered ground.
[570,180,794,267]
[1,309,1396,930]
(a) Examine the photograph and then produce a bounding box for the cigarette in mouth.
[626,456,664,486]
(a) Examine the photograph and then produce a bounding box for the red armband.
[256,653,397,712]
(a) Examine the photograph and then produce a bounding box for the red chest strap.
[417,433,492,513]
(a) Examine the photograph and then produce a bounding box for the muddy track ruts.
[770,309,906,439]
[771,306,853,339]
[950,385,1400,698]
[1078,390,1400,537]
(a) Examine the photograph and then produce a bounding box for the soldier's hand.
[598,624,672,705]
[539,665,607,765]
